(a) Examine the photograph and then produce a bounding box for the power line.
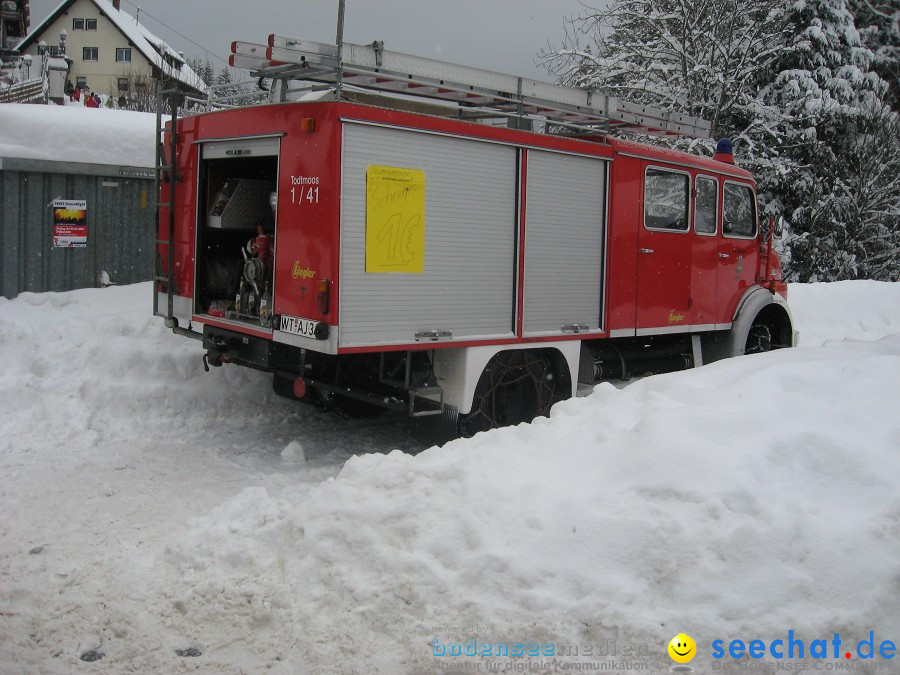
[120,0,230,68]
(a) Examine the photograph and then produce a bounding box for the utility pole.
[335,0,345,98]
[336,0,345,45]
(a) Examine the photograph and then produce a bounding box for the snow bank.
[165,334,900,672]
[0,280,898,673]
[0,104,156,167]
[789,280,900,346]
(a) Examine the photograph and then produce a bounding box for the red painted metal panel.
[636,222,693,331]
[688,174,720,327]
[335,102,613,159]
[160,115,199,303]
[271,105,339,326]
[604,153,640,335]
[716,181,761,324]
[197,315,272,339]
[690,224,720,327]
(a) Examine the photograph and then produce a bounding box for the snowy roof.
[0,103,156,167]
[15,0,207,95]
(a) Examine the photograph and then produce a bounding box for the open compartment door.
[194,137,280,328]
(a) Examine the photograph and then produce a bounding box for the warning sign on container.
[52,199,88,248]
[365,165,425,273]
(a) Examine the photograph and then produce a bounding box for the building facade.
[15,0,205,98]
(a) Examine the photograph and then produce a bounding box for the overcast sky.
[28,0,590,82]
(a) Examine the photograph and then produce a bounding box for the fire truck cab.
[155,36,796,435]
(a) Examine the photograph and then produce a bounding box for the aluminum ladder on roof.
[226,35,711,139]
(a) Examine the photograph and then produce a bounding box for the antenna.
[335,0,346,45]
[335,0,346,97]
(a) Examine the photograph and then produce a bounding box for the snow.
[0,103,156,167]
[789,280,900,345]
[0,280,899,673]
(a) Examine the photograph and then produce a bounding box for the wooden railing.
[0,77,45,103]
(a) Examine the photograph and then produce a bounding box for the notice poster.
[52,199,88,248]
[365,165,425,273]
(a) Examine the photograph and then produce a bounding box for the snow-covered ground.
[0,281,898,674]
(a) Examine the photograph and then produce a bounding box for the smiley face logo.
[668,633,696,664]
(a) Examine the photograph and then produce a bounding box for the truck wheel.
[458,350,554,437]
[745,319,773,354]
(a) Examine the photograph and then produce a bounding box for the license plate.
[279,314,317,338]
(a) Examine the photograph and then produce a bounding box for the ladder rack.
[226,35,711,139]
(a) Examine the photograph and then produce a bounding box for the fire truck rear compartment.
[196,149,277,322]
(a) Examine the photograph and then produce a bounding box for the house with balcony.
[1,0,30,54]
[15,0,206,99]
[1,1,45,103]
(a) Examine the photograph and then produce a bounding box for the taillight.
[317,278,330,315]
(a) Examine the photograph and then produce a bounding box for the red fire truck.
[155,36,796,436]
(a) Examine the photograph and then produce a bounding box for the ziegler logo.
[668,310,686,323]
[291,262,316,280]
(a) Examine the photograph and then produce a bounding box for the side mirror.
[774,216,785,240]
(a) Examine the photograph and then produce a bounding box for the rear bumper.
[202,324,301,372]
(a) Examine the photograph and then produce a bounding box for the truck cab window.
[644,168,689,231]
[723,182,757,237]
[694,176,717,235]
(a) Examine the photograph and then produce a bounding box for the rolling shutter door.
[339,123,517,348]
[523,150,606,336]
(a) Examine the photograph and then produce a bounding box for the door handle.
[414,330,452,341]
[718,253,730,259]
[640,248,654,254]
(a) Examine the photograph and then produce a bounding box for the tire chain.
[461,351,554,435]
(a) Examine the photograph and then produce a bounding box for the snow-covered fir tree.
[539,0,789,139]
[848,0,899,110]
[540,0,899,281]
[216,66,234,88]
[762,0,897,280]
[187,57,216,88]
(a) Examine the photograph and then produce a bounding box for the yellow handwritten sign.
[366,165,426,273]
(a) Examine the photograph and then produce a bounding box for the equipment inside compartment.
[196,154,277,326]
